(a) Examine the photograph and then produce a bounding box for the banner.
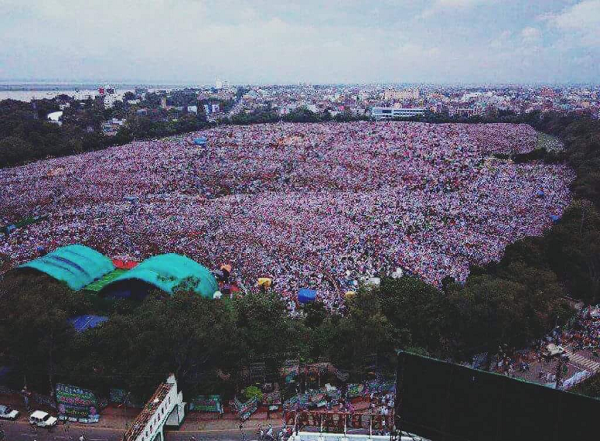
[365,379,395,395]
[283,393,309,410]
[284,411,393,431]
[233,396,259,421]
[346,383,365,398]
[190,395,223,412]
[56,383,99,422]
[262,390,281,405]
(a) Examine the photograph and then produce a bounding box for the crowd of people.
[491,304,600,388]
[0,121,574,312]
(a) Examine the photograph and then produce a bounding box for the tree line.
[0,97,212,168]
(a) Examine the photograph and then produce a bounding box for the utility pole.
[555,353,569,389]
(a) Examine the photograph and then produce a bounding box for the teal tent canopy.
[100,253,218,299]
[19,244,115,291]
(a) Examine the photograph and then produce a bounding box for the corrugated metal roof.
[68,315,109,332]
[19,244,115,291]
[102,253,218,298]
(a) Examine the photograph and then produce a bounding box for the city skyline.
[1,0,599,85]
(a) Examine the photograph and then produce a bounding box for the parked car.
[0,405,19,420]
[29,410,57,427]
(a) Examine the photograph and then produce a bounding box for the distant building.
[103,94,118,108]
[215,79,223,90]
[211,103,220,113]
[371,107,425,120]
[449,107,476,118]
[101,118,125,136]
[187,105,198,114]
[134,87,148,97]
[384,88,420,101]
[540,87,556,98]
[160,97,168,109]
[47,111,63,126]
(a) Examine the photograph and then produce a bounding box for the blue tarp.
[194,137,208,145]
[69,315,109,333]
[298,288,317,304]
[0,366,11,378]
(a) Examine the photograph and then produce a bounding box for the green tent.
[19,244,115,291]
[100,253,218,299]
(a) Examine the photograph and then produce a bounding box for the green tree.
[445,275,529,358]
[548,200,600,302]
[378,276,449,355]
[317,288,406,374]
[0,273,85,393]
[0,136,34,167]
[78,288,238,397]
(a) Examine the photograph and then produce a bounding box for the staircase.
[564,349,600,373]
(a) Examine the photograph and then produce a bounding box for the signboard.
[189,395,222,412]
[262,390,282,405]
[346,383,365,398]
[365,379,395,395]
[234,396,259,421]
[56,384,99,422]
[284,411,393,432]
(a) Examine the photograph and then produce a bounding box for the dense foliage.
[0,98,211,168]
[0,268,574,399]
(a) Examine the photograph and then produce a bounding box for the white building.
[289,432,427,441]
[371,107,426,120]
[123,374,186,441]
[47,111,63,126]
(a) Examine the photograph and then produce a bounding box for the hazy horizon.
[2,0,599,85]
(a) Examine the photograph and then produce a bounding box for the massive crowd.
[0,122,574,311]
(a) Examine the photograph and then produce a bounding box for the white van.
[29,410,57,427]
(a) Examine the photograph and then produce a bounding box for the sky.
[1,0,599,85]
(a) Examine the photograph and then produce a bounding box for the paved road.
[2,421,123,441]
[1,420,123,441]
[0,420,272,441]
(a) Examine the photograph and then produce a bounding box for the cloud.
[541,0,600,47]
[490,30,512,49]
[520,27,542,42]
[420,0,494,18]
[0,0,598,84]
